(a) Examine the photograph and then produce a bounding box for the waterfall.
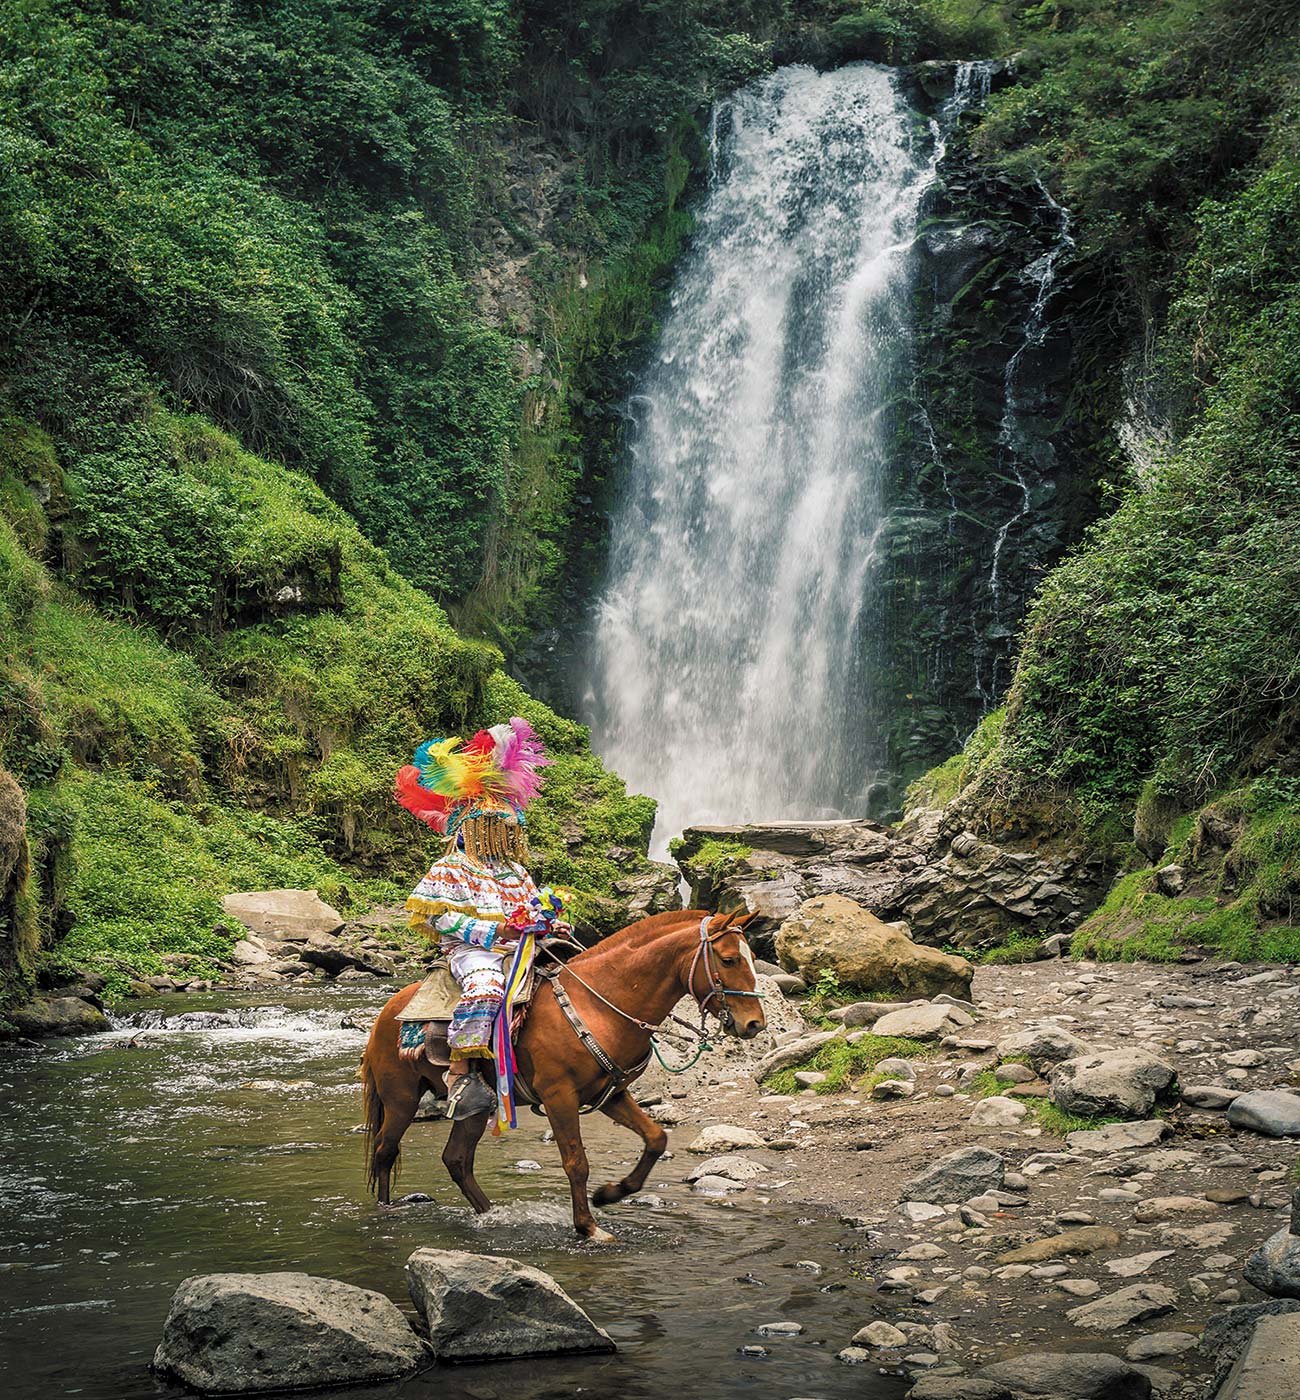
[582,62,989,850]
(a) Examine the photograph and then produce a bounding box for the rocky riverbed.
[638,954,1300,1398]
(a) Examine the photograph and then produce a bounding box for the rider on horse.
[394,717,568,1122]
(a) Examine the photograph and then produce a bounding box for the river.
[0,988,908,1399]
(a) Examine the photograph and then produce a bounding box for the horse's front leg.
[442,1109,493,1214]
[543,1090,612,1243]
[592,1090,667,1207]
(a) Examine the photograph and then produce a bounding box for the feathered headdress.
[394,717,554,838]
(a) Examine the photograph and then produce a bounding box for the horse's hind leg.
[373,1078,422,1206]
[591,1091,668,1208]
[442,1111,492,1214]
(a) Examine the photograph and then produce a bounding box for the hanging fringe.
[491,931,535,1134]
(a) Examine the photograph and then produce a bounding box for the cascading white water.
[583,63,985,850]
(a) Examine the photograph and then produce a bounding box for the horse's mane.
[570,909,709,966]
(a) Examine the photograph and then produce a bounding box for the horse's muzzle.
[735,1014,765,1040]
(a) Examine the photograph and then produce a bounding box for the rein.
[542,916,763,1077]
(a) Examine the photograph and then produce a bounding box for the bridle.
[544,914,763,1043]
[685,915,761,1034]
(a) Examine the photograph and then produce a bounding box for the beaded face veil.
[393,718,553,864]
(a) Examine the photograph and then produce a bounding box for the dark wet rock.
[672,816,1112,954]
[901,1147,1004,1203]
[8,995,109,1037]
[975,1351,1152,1399]
[1049,1050,1176,1119]
[1243,1226,1300,1299]
[1214,1312,1300,1400]
[1226,1089,1300,1137]
[152,1271,426,1393]
[1202,1301,1300,1393]
[906,1380,1014,1400]
[404,1248,614,1360]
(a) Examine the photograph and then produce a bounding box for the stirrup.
[444,1073,495,1121]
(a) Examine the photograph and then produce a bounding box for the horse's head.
[690,911,766,1040]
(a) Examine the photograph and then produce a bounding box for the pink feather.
[498,716,553,805]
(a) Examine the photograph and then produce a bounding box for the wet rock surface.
[152,1271,427,1393]
[404,1248,614,1360]
[674,814,1116,954]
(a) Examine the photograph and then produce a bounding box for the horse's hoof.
[583,1226,617,1245]
[592,1183,623,1208]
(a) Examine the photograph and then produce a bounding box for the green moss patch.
[765,1034,938,1096]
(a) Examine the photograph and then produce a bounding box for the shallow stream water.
[0,988,907,1400]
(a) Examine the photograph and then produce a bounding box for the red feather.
[394,765,450,833]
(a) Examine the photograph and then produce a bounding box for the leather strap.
[540,968,651,1093]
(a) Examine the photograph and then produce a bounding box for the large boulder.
[1244,1226,1300,1299]
[221,889,345,940]
[1226,1089,1300,1138]
[152,1272,426,1393]
[901,1147,1004,1203]
[775,895,973,998]
[404,1249,614,1360]
[974,1351,1152,1399]
[8,995,109,1037]
[1049,1050,1176,1119]
[1214,1312,1300,1400]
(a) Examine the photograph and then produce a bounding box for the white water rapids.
[584,62,987,850]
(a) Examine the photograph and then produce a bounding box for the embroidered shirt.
[406,848,542,951]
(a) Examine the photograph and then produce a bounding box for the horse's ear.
[733,911,758,930]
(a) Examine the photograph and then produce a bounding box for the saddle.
[396,958,539,1069]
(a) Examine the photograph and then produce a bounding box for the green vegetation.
[0,408,655,999]
[961,3,1300,823]
[1073,778,1300,964]
[906,709,1005,814]
[967,1069,1119,1137]
[765,1033,937,1094]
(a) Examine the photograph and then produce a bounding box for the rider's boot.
[444,1066,495,1121]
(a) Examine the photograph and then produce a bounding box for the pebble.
[755,1321,802,1337]
[934,1084,956,1098]
[1055,1278,1101,1297]
[837,1347,870,1364]
[738,1345,768,1357]
[794,1260,823,1276]
[514,1159,542,1171]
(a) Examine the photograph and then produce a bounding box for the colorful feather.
[393,765,450,833]
[396,717,553,833]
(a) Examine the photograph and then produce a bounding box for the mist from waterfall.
[582,63,982,851]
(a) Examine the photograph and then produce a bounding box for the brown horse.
[360,909,765,1241]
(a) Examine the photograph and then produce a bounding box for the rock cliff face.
[674,808,1116,957]
[869,61,1114,798]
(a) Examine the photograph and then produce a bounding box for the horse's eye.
[720,956,739,967]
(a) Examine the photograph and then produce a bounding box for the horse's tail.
[360,1050,388,1197]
